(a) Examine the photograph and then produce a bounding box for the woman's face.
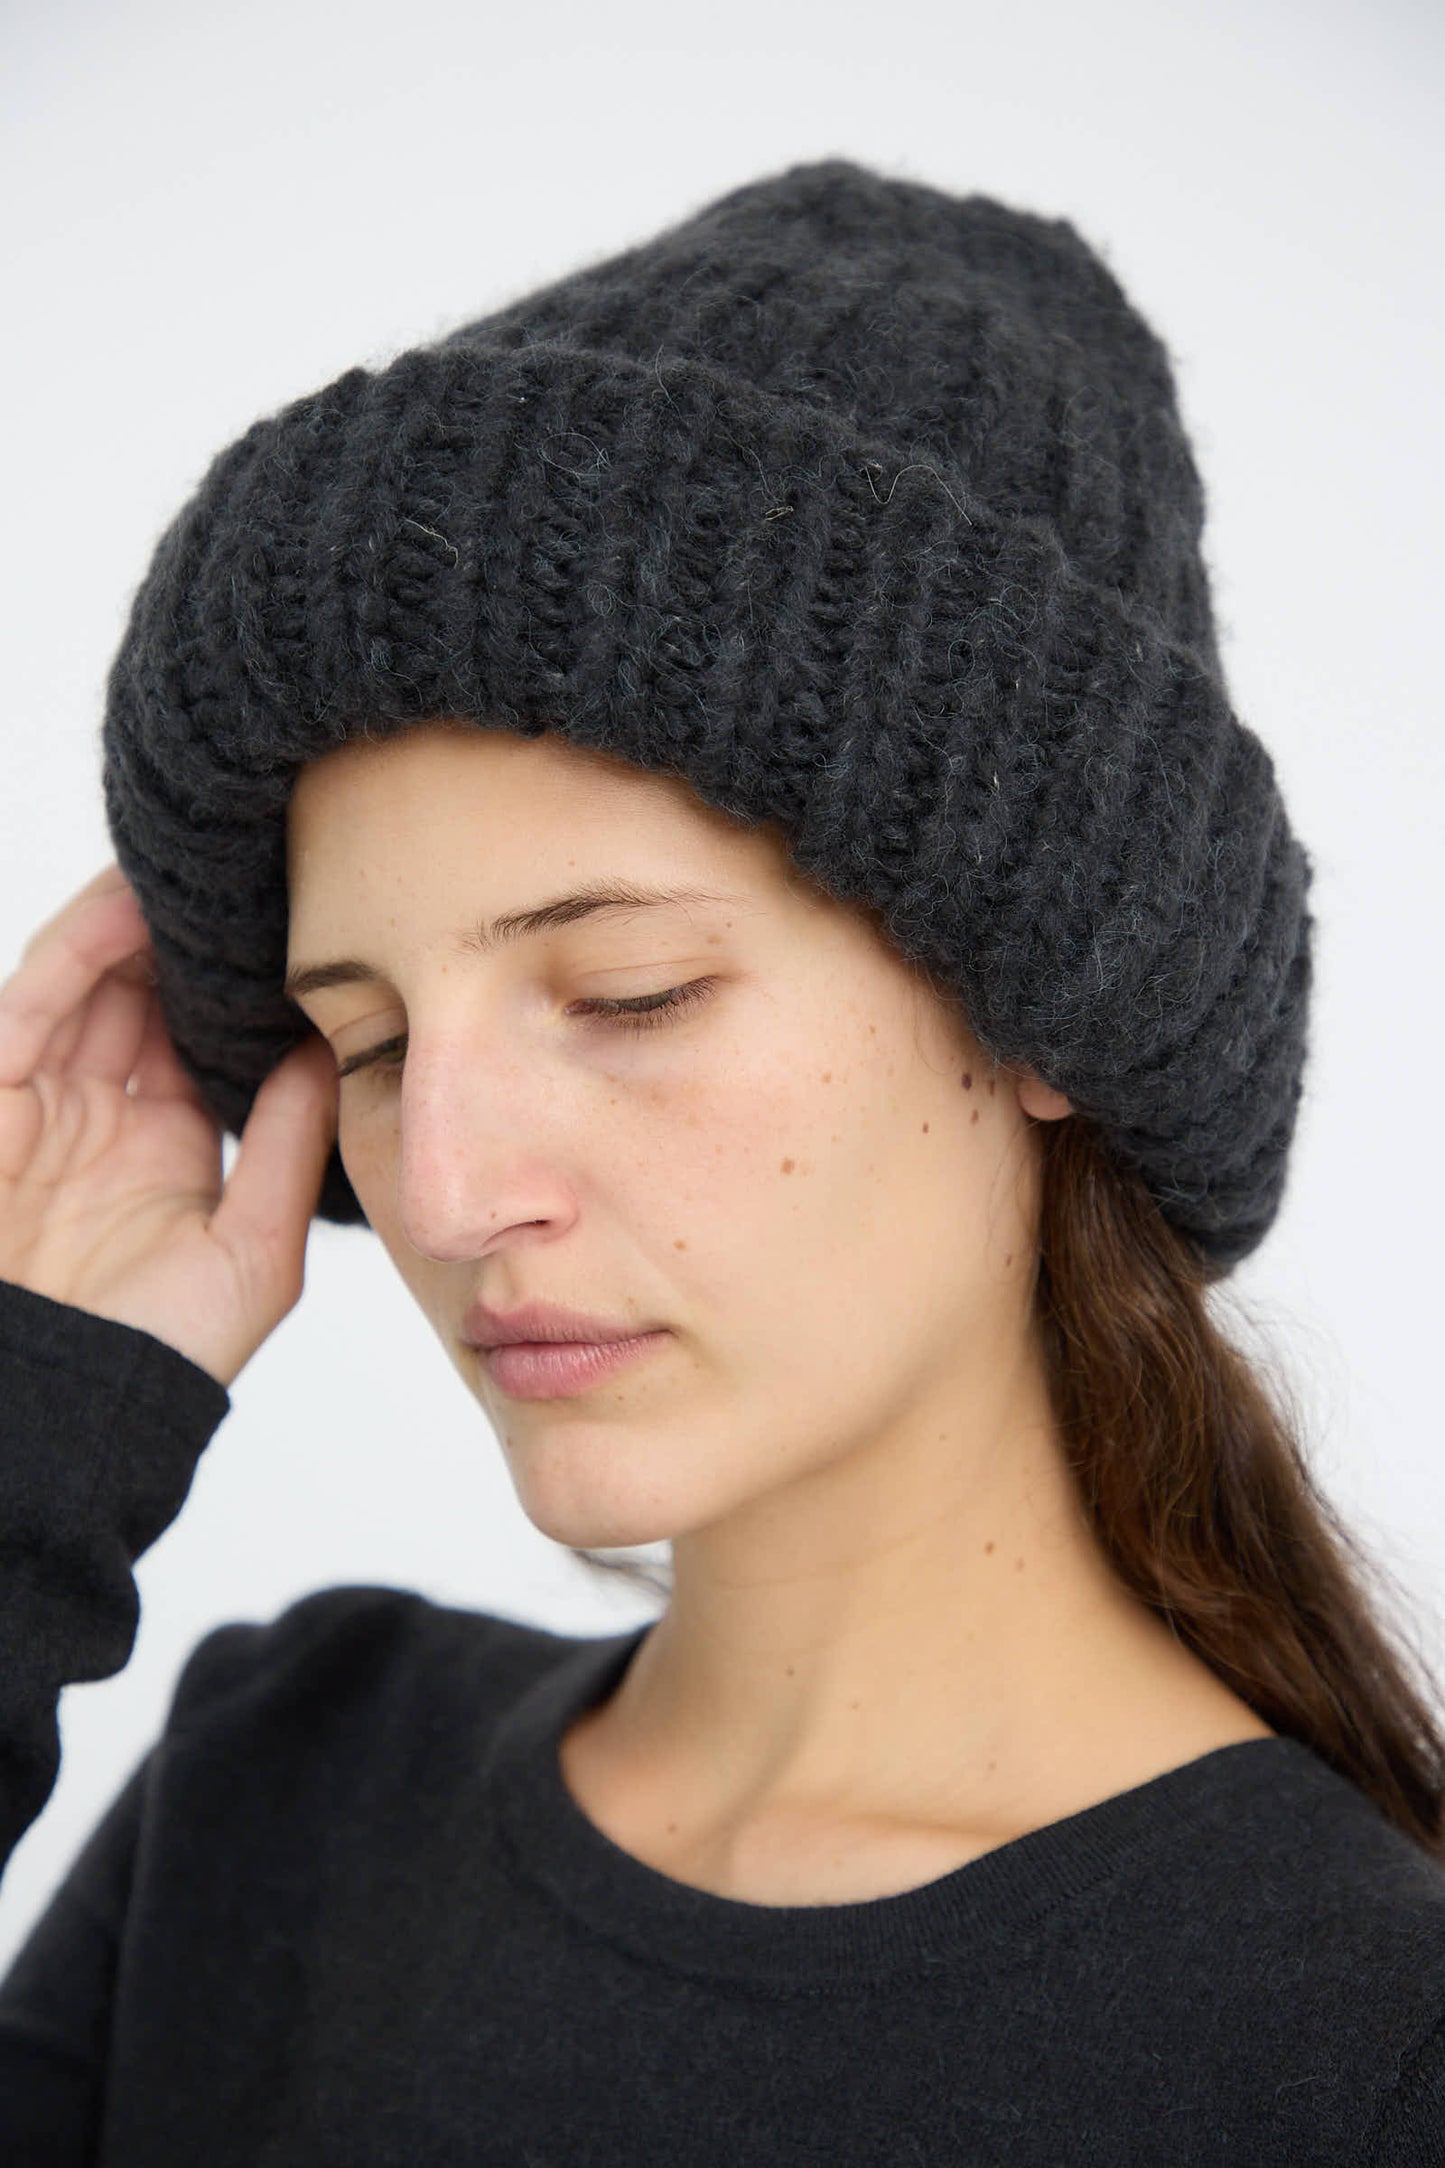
[285,719,1071,1553]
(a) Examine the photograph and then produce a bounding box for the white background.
[1,0,1441,1974]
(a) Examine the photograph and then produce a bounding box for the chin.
[518,1492,681,1553]
[504,1449,729,1554]
[493,1396,769,1551]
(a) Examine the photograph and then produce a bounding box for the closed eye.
[333,976,719,1080]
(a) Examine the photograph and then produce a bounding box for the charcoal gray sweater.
[1,1273,1442,2164]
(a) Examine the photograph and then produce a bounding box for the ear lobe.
[1016,1073,1074,1121]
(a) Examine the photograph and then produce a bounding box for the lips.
[479,1330,670,1400]
[461,1297,660,1351]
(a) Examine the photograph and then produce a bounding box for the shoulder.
[1166,1739,1445,2139]
[112,1588,621,1916]
[1192,1739,1445,1990]
[161,1584,575,1749]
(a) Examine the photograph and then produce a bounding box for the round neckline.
[482,1619,1314,1989]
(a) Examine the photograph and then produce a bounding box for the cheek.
[672,1019,1021,1323]
[630,1023,886,1273]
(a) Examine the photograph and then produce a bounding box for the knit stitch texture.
[99,156,1316,1269]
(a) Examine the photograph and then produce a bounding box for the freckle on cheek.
[780,1157,795,1174]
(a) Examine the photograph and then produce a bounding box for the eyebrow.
[283,881,748,1005]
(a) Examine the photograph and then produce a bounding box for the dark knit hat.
[100,156,1314,1273]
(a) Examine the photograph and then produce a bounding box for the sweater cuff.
[0,1274,232,1444]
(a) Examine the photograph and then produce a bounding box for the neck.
[564,1370,1270,1868]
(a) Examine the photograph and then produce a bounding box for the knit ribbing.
[99,157,1314,1268]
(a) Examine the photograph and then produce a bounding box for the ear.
[1016,1071,1074,1122]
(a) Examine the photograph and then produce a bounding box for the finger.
[22,933,152,1072]
[124,980,212,1110]
[15,864,138,963]
[52,966,154,1087]
[0,884,156,1088]
[209,1036,340,1286]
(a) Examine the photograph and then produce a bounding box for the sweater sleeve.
[0,1274,232,1881]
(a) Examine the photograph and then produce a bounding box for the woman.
[1,158,1442,2160]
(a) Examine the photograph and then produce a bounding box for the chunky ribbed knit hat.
[100,156,1314,1272]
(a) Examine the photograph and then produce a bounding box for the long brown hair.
[572,1108,1445,1862]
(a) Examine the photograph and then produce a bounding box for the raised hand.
[0,863,339,1389]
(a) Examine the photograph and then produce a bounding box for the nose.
[390,1035,577,1263]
